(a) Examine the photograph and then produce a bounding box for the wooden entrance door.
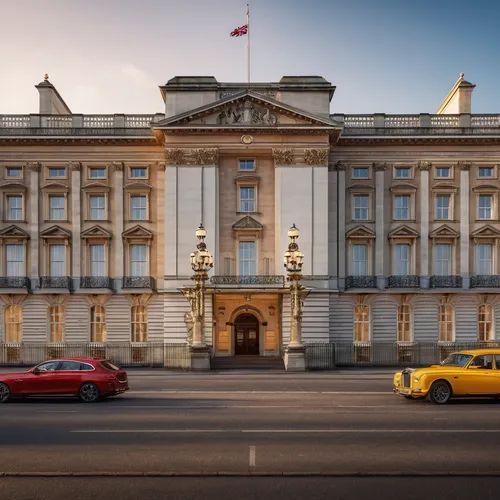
[234,314,259,355]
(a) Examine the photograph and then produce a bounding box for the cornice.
[164,148,219,166]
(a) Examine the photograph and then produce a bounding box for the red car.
[0,357,129,403]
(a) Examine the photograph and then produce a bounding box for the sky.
[1,0,499,115]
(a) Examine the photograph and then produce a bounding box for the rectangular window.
[353,195,369,220]
[439,304,454,342]
[49,244,65,277]
[352,244,368,276]
[478,195,493,219]
[239,187,255,212]
[130,167,147,179]
[395,167,410,179]
[89,168,106,179]
[435,243,451,276]
[394,244,410,276]
[130,195,147,220]
[49,305,65,343]
[354,305,370,342]
[394,195,410,220]
[90,244,105,276]
[477,243,493,275]
[239,159,255,171]
[49,195,65,220]
[6,244,24,277]
[239,241,256,276]
[130,244,147,276]
[479,167,494,178]
[90,195,105,220]
[353,168,368,178]
[7,195,22,220]
[48,168,66,178]
[435,195,450,220]
[6,167,21,178]
[435,167,451,178]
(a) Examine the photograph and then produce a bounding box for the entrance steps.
[210,355,285,371]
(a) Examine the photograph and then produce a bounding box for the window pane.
[5,305,22,343]
[90,305,106,343]
[49,196,65,220]
[7,168,21,178]
[90,168,105,178]
[478,304,494,342]
[478,243,492,275]
[239,159,255,171]
[49,305,65,343]
[131,305,147,342]
[131,244,147,276]
[394,195,410,220]
[90,244,105,276]
[479,195,492,219]
[6,244,24,277]
[436,195,450,220]
[352,244,367,276]
[90,195,105,220]
[240,187,255,212]
[131,168,147,178]
[395,168,410,178]
[397,304,411,342]
[131,195,147,220]
[239,241,256,276]
[436,168,450,178]
[353,168,368,178]
[438,304,454,342]
[354,305,370,342]
[49,168,66,177]
[8,196,22,220]
[435,244,451,276]
[479,168,493,178]
[50,244,65,277]
[394,244,410,275]
[353,195,369,220]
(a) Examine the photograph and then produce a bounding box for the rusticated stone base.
[190,346,211,371]
[284,346,306,372]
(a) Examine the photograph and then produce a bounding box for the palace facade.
[0,73,499,368]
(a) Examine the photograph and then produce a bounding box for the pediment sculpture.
[217,100,278,126]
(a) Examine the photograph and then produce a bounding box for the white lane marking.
[72,430,227,433]
[249,446,256,467]
[36,411,78,413]
[128,390,392,395]
[71,429,500,434]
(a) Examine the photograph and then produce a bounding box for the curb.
[2,471,500,477]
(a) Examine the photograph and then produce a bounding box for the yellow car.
[393,349,500,404]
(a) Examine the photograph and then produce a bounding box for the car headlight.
[413,376,420,382]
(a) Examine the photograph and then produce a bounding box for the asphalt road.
[2,369,500,499]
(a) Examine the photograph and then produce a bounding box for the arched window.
[4,305,22,343]
[438,303,454,342]
[90,305,106,343]
[131,305,147,342]
[49,305,65,343]
[478,304,494,342]
[397,304,412,342]
[354,304,370,342]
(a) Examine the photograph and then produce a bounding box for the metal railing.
[80,276,113,289]
[122,276,156,289]
[0,277,30,289]
[346,276,377,289]
[39,276,72,289]
[0,342,191,369]
[210,275,285,286]
[470,275,500,288]
[430,275,463,288]
[387,275,420,288]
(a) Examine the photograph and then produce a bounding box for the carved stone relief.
[373,162,389,171]
[217,100,277,125]
[417,160,432,171]
[193,148,219,165]
[304,148,329,166]
[165,148,185,165]
[272,148,295,165]
[458,161,472,171]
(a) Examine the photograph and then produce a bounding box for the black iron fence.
[305,341,500,369]
[0,342,190,369]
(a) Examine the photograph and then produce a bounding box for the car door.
[21,361,61,394]
[457,355,498,395]
[55,360,84,393]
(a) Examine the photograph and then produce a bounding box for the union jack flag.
[230,24,248,37]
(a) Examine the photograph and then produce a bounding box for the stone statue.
[184,311,194,345]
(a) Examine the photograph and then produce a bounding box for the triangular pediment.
[232,215,263,231]
[82,181,110,192]
[346,225,376,239]
[429,225,460,239]
[124,181,152,191]
[471,225,500,239]
[388,225,420,239]
[40,225,72,239]
[122,225,153,239]
[0,225,30,239]
[154,91,341,129]
[81,225,112,239]
[41,181,69,191]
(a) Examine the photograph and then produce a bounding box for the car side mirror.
[32,368,40,374]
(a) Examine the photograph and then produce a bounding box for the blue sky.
[1,0,498,114]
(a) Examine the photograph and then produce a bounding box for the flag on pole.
[230,25,248,37]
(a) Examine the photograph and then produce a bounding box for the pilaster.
[70,162,82,290]
[111,162,124,290]
[374,162,387,289]
[27,162,41,287]
[418,161,431,288]
[459,161,471,289]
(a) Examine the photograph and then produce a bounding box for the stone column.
[70,162,81,290]
[459,161,471,289]
[418,161,432,288]
[374,162,387,289]
[111,162,124,290]
[27,162,41,288]
[336,162,347,290]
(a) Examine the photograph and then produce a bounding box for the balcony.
[387,275,420,288]
[122,276,156,289]
[39,276,72,289]
[470,275,500,288]
[210,275,285,286]
[430,275,463,288]
[80,277,113,289]
[346,276,377,289]
[0,277,30,289]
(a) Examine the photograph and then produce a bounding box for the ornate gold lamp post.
[181,224,213,370]
[283,224,307,371]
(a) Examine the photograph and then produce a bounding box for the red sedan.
[0,357,129,403]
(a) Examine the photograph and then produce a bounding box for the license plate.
[396,388,411,395]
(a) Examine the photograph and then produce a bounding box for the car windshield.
[100,360,120,371]
[440,354,473,367]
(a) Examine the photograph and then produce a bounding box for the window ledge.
[3,219,27,224]
[85,219,112,223]
[236,211,261,215]
[126,219,152,223]
[44,219,70,223]
[352,219,375,223]
[391,219,416,223]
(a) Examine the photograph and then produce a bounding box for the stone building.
[0,72,499,367]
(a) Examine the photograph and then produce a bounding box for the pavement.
[2,369,500,499]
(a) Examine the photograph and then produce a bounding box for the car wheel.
[79,382,100,403]
[0,383,11,403]
[428,381,452,405]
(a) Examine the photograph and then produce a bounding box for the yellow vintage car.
[393,349,500,404]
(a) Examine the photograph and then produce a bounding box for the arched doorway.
[234,313,259,355]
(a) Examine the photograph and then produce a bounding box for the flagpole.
[246,4,250,84]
